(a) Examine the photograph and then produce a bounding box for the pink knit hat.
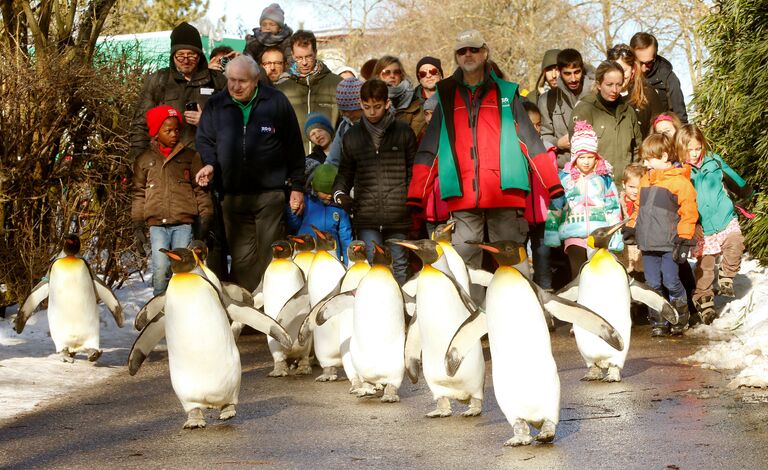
[566,120,612,179]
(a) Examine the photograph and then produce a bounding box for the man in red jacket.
[407,30,564,270]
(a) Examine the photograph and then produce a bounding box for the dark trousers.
[643,251,686,326]
[565,245,588,282]
[203,190,230,281]
[529,223,552,289]
[221,192,285,291]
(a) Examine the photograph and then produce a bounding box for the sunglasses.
[456,47,481,56]
[418,68,440,79]
[639,58,655,67]
[381,69,402,77]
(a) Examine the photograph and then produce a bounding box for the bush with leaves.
[693,0,768,263]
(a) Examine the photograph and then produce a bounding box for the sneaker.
[695,295,717,325]
[718,274,735,298]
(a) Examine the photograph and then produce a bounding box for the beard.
[459,60,484,75]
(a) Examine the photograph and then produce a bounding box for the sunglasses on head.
[381,69,402,77]
[456,47,481,56]
[418,68,440,79]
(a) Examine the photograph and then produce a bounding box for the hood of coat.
[644,55,675,84]
[647,163,691,185]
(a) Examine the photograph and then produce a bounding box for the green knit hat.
[311,164,337,194]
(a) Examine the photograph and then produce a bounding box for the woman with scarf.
[373,56,426,138]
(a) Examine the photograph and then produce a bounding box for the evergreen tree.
[105,0,209,34]
[693,0,768,263]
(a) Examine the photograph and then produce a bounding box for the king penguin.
[16,234,123,362]
[392,239,485,418]
[558,222,680,382]
[290,234,317,279]
[445,240,623,446]
[127,248,291,429]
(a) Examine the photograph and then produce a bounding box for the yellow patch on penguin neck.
[496,265,525,279]
[588,248,619,271]
[56,256,81,266]
[421,265,441,277]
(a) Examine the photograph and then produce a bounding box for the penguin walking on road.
[445,241,623,446]
[16,234,123,362]
[392,239,485,418]
[557,223,679,382]
[290,234,317,279]
[128,248,291,429]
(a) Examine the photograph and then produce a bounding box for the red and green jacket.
[407,66,563,212]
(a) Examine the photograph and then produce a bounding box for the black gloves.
[196,217,213,242]
[622,226,636,245]
[672,236,695,264]
[133,221,149,256]
[335,193,354,215]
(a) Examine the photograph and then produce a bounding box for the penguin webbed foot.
[349,378,363,394]
[504,419,533,447]
[381,384,400,403]
[462,398,482,417]
[268,360,289,377]
[86,349,102,363]
[581,365,604,381]
[534,420,556,443]
[294,357,312,375]
[426,397,452,418]
[603,366,621,382]
[355,382,377,397]
[59,349,75,363]
[315,367,338,382]
[183,408,206,429]
[219,404,236,421]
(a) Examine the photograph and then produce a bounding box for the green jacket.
[570,93,642,180]
[278,62,341,152]
[689,152,749,235]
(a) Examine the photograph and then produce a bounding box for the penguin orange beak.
[390,240,419,251]
[274,245,284,252]
[476,243,500,254]
[311,225,327,240]
[352,243,365,253]
[373,242,385,254]
[289,236,305,244]
[160,248,182,261]
[606,219,629,236]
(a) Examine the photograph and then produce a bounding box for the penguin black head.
[62,234,81,256]
[311,225,337,252]
[389,239,442,265]
[432,221,455,243]
[160,248,197,273]
[187,240,209,263]
[347,240,368,263]
[470,240,527,267]
[271,240,294,259]
[288,234,316,253]
[371,241,393,266]
[587,219,628,250]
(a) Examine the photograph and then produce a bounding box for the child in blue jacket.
[286,164,353,263]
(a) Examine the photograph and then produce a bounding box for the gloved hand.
[196,217,213,242]
[335,193,354,215]
[549,195,566,211]
[672,236,694,264]
[622,226,636,245]
[133,221,149,256]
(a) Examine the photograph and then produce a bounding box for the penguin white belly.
[418,267,484,401]
[575,260,632,368]
[486,268,560,426]
[263,259,309,362]
[47,258,100,352]
[351,267,405,387]
[309,253,346,368]
[337,308,357,381]
[165,274,240,412]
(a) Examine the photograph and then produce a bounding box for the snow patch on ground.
[0,272,152,423]
[681,257,768,389]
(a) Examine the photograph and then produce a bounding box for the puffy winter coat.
[285,194,352,262]
[644,55,688,124]
[129,56,226,159]
[629,165,698,252]
[689,152,750,236]
[131,142,213,226]
[333,119,417,231]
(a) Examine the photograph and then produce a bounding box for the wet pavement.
[1,325,767,469]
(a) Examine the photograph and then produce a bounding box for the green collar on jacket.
[231,88,259,124]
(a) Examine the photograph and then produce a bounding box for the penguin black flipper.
[15,279,50,334]
[91,276,124,327]
[297,281,348,345]
[222,282,254,306]
[134,294,166,331]
[529,278,624,351]
[628,277,680,324]
[275,284,311,327]
[468,267,494,287]
[445,310,488,377]
[224,299,293,349]
[316,291,355,326]
[401,273,419,298]
[555,276,581,302]
[404,311,422,384]
[128,313,166,375]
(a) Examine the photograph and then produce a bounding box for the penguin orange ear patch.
[275,245,284,252]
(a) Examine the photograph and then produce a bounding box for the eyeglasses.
[294,54,315,63]
[261,61,284,68]
[418,68,440,79]
[381,69,402,77]
[456,47,482,56]
[174,53,199,62]
[639,58,655,67]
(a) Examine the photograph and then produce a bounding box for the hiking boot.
[651,325,670,337]
[670,299,690,335]
[718,273,735,298]
[695,295,717,325]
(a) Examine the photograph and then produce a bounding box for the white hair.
[225,55,260,79]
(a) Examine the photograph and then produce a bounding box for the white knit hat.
[571,120,599,157]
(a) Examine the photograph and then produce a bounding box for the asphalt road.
[1,325,767,469]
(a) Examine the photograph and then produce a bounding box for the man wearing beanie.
[129,21,228,277]
[244,3,294,64]
[414,56,443,102]
[285,163,352,261]
[326,77,363,166]
[278,30,342,153]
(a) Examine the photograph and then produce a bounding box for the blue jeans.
[643,251,686,326]
[358,228,408,285]
[529,223,552,289]
[150,224,193,295]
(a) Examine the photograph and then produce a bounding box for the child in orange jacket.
[626,133,698,336]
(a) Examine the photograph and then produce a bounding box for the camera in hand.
[185,102,198,112]
[220,56,230,68]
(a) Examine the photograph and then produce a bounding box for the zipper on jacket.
[468,88,481,207]
[242,125,247,161]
